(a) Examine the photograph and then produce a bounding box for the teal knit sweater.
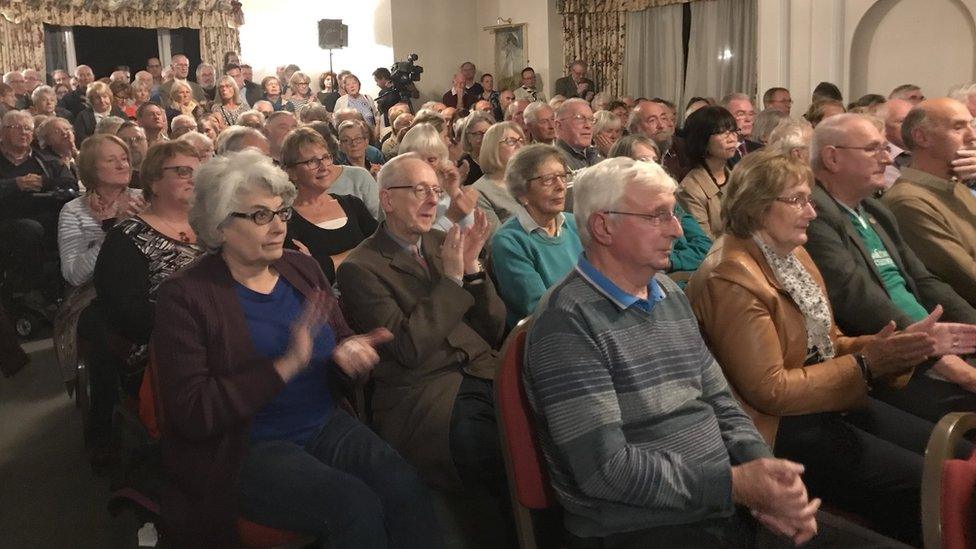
[490,212,583,326]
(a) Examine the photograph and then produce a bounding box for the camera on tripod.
[378,54,423,112]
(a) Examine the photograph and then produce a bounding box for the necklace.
[152,214,192,244]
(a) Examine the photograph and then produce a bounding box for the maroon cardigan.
[151,250,353,547]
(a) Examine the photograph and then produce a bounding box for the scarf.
[753,235,835,360]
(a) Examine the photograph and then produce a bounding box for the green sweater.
[490,211,583,326]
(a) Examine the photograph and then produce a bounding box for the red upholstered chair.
[140,349,318,549]
[495,318,560,549]
[922,412,976,549]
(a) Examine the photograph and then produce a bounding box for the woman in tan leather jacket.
[685,150,953,545]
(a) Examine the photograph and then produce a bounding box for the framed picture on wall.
[491,23,527,92]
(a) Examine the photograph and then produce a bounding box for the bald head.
[902,98,976,175]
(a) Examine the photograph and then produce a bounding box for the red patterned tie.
[410,244,430,277]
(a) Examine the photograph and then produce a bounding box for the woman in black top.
[317,71,341,112]
[86,140,204,447]
[281,127,378,283]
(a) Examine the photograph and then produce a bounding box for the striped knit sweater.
[523,260,771,538]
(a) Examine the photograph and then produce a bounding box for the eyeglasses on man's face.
[387,184,445,199]
[831,143,890,158]
[561,113,596,125]
[229,206,294,225]
[604,209,678,227]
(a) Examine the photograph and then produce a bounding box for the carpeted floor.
[0,340,142,549]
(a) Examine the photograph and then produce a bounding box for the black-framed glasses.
[289,154,333,169]
[340,136,366,146]
[775,195,816,210]
[604,209,678,227]
[229,206,294,225]
[528,172,572,187]
[161,165,195,179]
[832,144,890,157]
[387,184,445,199]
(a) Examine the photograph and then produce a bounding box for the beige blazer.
[677,166,730,240]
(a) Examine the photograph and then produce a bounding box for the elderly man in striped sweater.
[523,158,898,548]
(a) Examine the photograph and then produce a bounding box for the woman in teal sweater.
[491,144,583,326]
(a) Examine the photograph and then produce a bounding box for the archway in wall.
[849,0,976,99]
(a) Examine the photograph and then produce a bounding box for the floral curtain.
[199,25,239,67]
[559,8,627,98]
[0,16,44,70]
[0,0,242,71]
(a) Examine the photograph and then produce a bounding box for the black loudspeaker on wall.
[318,19,348,49]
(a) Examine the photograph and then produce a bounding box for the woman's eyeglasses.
[289,154,333,169]
[527,172,572,187]
[161,165,195,179]
[229,206,294,225]
[775,195,816,210]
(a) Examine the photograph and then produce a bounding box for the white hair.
[523,101,551,124]
[555,97,590,119]
[31,85,55,104]
[948,83,976,103]
[398,123,448,162]
[810,113,870,172]
[189,149,296,251]
[216,126,268,155]
[767,117,813,157]
[377,152,427,190]
[573,157,676,247]
[177,130,213,150]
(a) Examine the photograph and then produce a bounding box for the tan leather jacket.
[685,235,909,447]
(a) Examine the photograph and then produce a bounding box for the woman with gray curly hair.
[153,149,441,547]
[489,143,583,326]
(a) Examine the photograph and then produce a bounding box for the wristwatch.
[855,354,873,389]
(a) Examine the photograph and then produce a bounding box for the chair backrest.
[922,412,976,549]
[495,318,556,510]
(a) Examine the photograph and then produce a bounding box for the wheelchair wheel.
[14,313,39,338]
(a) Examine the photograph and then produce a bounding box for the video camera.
[378,54,423,113]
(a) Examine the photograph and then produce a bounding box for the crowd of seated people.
[5,51,976,549]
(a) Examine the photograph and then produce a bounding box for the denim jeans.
[238,408,444,549]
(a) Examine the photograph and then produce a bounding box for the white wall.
[758,0,976,116]
[238,0,394,97]
[238,0,562,104]
[475,0,564,97]
[389,0,480,104]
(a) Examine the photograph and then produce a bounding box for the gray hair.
[767,117,813,157]
[177,130,213,150]
[215,74,239,99]
[811,113,868,171]
[195,62,215,78]
[590,92,612,112]
[948,83,976,103]
[236,110,265,127]
[901,106,930,151]
[479,121,525,176]
[573,157,677,247]
[216,125,268,155]
[377,152,426,190]
[593,109,622,136]
[752,109,788,143]
[460,111,494,154]
[2,109,32,127]
[555,97,590,119]
[171,113,197,130]
[298,103,330,124]
[720,92,751,108]
[504,143,566,201]
[31,85,55,104]
[95,115,126,135]
[399,123,448,162]
[189,149,297,252]
[523,101,550,124]
[36,116,72,148]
